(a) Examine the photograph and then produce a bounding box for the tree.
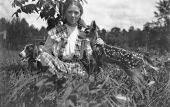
[153,0,170,53]
[6,18,29,49]
[126,26,136,48]
[99,28,107,41]
[154,0,170,30]
[0,18,7,31]
[128,26,135,32]
[0,17,46,49]
[39,26,48,40]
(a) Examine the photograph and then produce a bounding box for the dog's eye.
[27,46,33,50]
[30,47,34,50]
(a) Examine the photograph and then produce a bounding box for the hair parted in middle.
[61,0,86,29]
[63,0,84,16]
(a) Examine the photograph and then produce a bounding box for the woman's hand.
[96,38,105,45]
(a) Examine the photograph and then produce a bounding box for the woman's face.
[65,4,81,26]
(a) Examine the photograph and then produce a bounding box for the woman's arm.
[43,27,61,54]
[43,34,54,54]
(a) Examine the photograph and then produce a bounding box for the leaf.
[44,81,54,87]
[12,12,19,17]
[154,11,159,17]
[77,83,89,94]
[34,7,39,13]
[65,99,75,107]
[17,9,22,13]
[97,75,110,89]
[35,78,48,87]
[105,96,121,107]
[20,0,26,4]
[43,90,57,101]
[62,86,73,100]
[36,0,44,9]
[77,99,89,106]
[83,0,88,4]
[14,0,22,7]
[89,88,101,94]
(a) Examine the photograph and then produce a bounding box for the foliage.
[11,0,87,30]
[154,0,170,29]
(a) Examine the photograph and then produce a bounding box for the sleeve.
[43,27,61,54]
[43,35,54,54]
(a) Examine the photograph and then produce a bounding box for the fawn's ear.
[91,20,97,30]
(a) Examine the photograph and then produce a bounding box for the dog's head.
[19,44,40,61]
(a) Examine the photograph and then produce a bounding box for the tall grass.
[1,48,170,107]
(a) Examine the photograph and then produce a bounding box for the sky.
[0,0,159,30]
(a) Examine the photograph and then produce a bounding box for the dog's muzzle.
[19,53,22,58]
[19,50,27,58]
[19,51,28,62]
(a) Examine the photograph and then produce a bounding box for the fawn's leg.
[124,68,146,99]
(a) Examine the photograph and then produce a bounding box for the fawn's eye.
[84,27,91,34]
[85,31,89,34]
[85,30,90,34]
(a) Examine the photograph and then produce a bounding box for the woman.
[38,0,104,77]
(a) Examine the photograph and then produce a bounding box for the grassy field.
[0,46,170,107]
[0,47,20,93]
[0,48,20,65]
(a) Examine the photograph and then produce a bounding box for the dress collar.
[65,24,78,36]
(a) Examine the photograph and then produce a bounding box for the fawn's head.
[85,20,100,47]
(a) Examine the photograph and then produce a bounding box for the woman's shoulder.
[48,24,67,35]
[47,24,68,42]
[56,24,67,34]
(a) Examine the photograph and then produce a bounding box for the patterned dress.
[37,24,92,77]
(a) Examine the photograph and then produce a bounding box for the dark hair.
[62,0,86,30]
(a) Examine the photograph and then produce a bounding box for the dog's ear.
[33,43,38,58]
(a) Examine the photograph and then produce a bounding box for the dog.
[19,43,68,91]
[86,21,159,98]
[19,43,47,73]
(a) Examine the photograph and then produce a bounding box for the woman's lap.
[37,52,87,76]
